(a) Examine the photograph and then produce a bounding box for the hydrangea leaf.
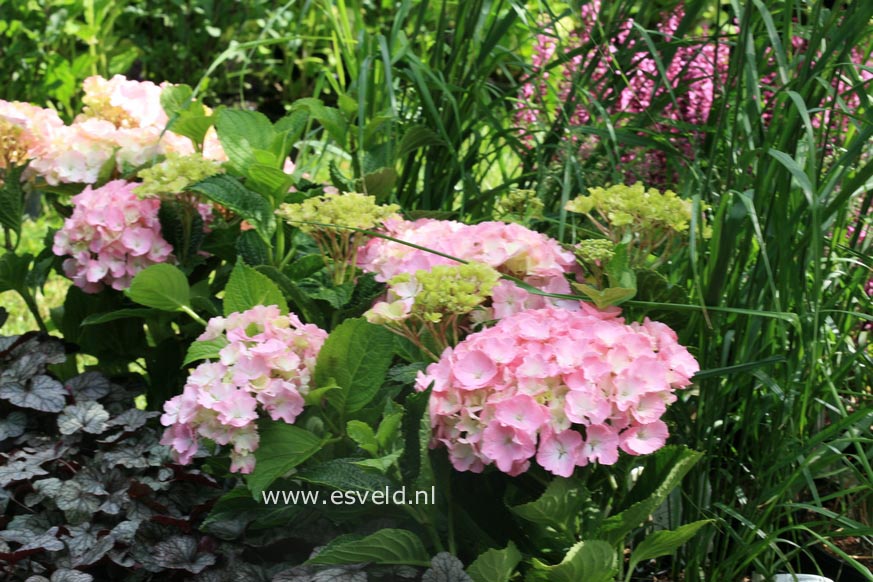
[0,375,66,412]
[306,528,430,567]
[223,261,288,317]
[466,542,522,582]
[125,264,192,313]
[313,318,395,413]
[58,402,110,435]
[182,336,229,367]
[246,423,324,498]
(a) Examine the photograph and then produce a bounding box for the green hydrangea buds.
[276,192,400,233]
[575,239,615,264]
[276,192,400,284]
[493,189,544,224]
[135,153,223,197]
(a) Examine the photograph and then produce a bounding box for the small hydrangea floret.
[160,305,328,474]
[415,305,699,477]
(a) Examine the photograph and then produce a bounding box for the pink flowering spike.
[493,394,550,432]
[536,429,584,477]
[452,350,498,389]
[481,423,536,474]
[620,420,670,455]
[582,424,620,465]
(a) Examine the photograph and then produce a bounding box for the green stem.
[180,305,208,327]
[19,289,48,333]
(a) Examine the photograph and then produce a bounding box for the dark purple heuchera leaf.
[422,553,472,582]
[65,372,112,401]
[151,535,217,573]
[0,459,50,486]
[0,410,27,440]
[57,402,110,435]
[0,527,65,552]
[0,375,66,412]
[273,565,368,582]
[50,570,94,582]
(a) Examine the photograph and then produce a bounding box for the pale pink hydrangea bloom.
[160,305,328,473]
[52,180,173,292]
[415,306,698,477]
[21,75,226,184]
[0,100,65,170]
[358,218,578,319]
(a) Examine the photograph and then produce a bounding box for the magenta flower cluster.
[160,306,328,474]
[415,305,699,477]
[517,0,728,185]
[357,218,579,319]
[51,180,173,293]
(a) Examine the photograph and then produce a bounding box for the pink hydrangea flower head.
[415,306,698,476]
[358,218,578,320]
[52,179,173,292]
[160,306,328,474]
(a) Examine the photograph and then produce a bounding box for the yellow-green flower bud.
[276,192,400,233]
[135,153,223,197]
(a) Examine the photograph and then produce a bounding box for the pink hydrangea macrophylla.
[51,180,173,292]
[415,306,698,477]
[160,305,328,473]
[358,218,579,319]
[0,100,64,170]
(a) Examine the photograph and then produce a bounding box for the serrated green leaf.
[376,411,404,450]
[246,423,324,498]
[0,252,31,294]
[358,166,397,203]
[247,164,296,198]
[223,261,288,316]
[215,109,276,173]
[81,308,159,325]
[398,125,445,159]
[347,420,379,455]
[295,458,394,492]
[467,542,522,582]
[627,520,713,574]
[532,540,617,582]
[183,337,229,366]
[125,264,191,312]
[601,447,702,545]
[313,318,395,413]
[236,229,270,266]
[306,528,430,567]
[188,174,275,240]
[286,255,325,280]
[573,283,637,309]
[352,450,402,473]
[160,84,194,117]
[0,165,25,239]
[510,477,587,539]
[290,98,348,146]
